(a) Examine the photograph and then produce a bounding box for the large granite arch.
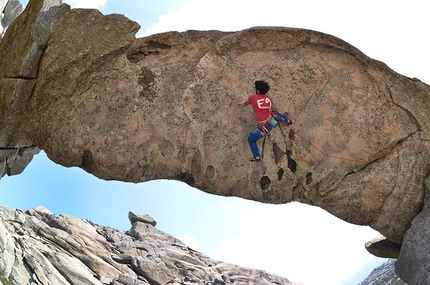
[1,0,429,283]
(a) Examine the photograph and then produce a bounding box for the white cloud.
[180,234,200,251]
[213,203,386,285]
[63,0,107,9]
[140,0,290,37]
[138,0,429,84]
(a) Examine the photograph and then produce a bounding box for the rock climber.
[242,80,292,162]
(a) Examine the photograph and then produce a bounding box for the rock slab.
[365,236,401,259]
[0,205,300,285]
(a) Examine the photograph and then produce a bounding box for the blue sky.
[2,1,430,285]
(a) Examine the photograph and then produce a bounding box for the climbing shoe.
[249,157,261,162]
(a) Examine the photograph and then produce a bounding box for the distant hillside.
[359,259,406,285]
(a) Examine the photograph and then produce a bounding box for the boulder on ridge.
[128,211,157,226]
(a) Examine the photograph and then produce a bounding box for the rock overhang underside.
[1,0,430,284]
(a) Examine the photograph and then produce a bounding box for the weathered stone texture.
[128,211,157,226]
[365,236,401,259]
[395,175,430,284]
[1,0,430,284]
[0,0,65,179]
[0,205,299,285]
[22,22,430,245]
[1,0,24,36]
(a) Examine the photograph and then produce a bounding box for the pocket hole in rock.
[260,176,271,190]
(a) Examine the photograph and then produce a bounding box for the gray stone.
[0,0,8,36]
[0,205,299,285]
[0,148,16,177]
[131,256,175,285]
[0,0,65,78]
[365,236,401,259]
[1,0,23,29]
[0,0,66,178]
[128,211,157,226]
[395,175,430,284]
[7,145,40,176]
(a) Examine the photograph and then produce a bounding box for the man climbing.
[242,80,291,162]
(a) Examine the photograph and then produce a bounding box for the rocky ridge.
[0,205,299,285]
[359,259,405,285]
[1,0,430,284]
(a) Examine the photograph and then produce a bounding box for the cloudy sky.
[2,1,429,285]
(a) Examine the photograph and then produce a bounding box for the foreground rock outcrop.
[0,0,23,36]
[0,205,298,284]
[395,176,430,284]
[1,0,430,283]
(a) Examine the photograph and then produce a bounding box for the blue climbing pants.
[247,112,289,158]
[274,112,289,124]
[247,127,266,158]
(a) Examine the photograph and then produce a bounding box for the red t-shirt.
[248,94,273,123]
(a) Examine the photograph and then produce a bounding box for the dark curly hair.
[255,80,270,94]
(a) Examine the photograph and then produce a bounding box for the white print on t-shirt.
[257,97,272,109]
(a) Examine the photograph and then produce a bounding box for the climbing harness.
[262,113,430,182]
[259,116,296,170]
[252,77,430,186]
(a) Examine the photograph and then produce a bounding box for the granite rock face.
[395,176,430,284]
[0,205,299,285]
[365,236,401,259]
[0,0,23,36]
[1,0,430,284]
[0,0,65,176]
